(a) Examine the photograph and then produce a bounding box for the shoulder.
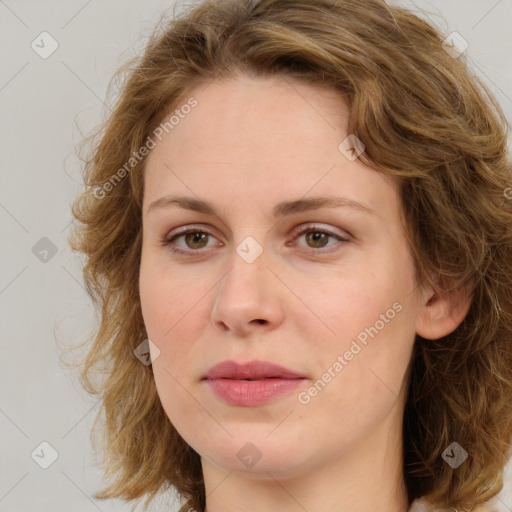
[409,496,497,512]
[409,497,435,512]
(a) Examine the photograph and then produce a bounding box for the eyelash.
[161,224,350,257]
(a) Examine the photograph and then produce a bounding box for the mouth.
[202,360,306,407]
[229,377,271,380]
[202,359,305,381]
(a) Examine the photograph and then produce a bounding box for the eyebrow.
[147,194,378,218]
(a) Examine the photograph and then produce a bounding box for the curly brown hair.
[68,0,512,510]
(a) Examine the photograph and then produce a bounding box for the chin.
[197,434,314,480]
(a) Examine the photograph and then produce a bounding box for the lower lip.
[205,378,304,406]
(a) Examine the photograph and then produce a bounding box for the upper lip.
[202,360,305,380]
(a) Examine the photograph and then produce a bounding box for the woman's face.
[139,74,430,480]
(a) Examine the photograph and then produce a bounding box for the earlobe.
[415,283,472,340]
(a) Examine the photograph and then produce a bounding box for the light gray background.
[1,1,511,511]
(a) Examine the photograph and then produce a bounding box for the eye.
[291,225,349,253]
[162,227,221,256]
[161,223,349,258]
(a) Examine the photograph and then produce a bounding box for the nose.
[210,247,285,337]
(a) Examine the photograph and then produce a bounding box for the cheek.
[139,261,211,433]
[306,261,416,398]
[139,258,213,377]
[307,270,403,347]
[140,254,198,337]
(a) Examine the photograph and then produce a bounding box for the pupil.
[183,231,329,250]
[187,232,208,248]
[307,231,327,248]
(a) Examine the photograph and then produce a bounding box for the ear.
[415,280,473,340]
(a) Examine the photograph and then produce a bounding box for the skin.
[139,73,471,512]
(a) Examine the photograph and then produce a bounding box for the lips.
[202,360,306,407]
[202,360,305,381]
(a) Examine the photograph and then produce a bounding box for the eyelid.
[290,223,351,242]
[163,222,351,256]
[287,224,350,254]
[165,223,222,239]
[165,222,351,241]
[163,224,223,249]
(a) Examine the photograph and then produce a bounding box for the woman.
[69,0,512,511]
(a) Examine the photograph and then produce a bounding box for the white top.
[409,496,495,511]
[178,496,494,511]
[409,498,436,511]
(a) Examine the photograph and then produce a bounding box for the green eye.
[162,224,349,257]
[163,229,217,254]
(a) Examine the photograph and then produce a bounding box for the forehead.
[167,74,349,159]
[143,74,399,219]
